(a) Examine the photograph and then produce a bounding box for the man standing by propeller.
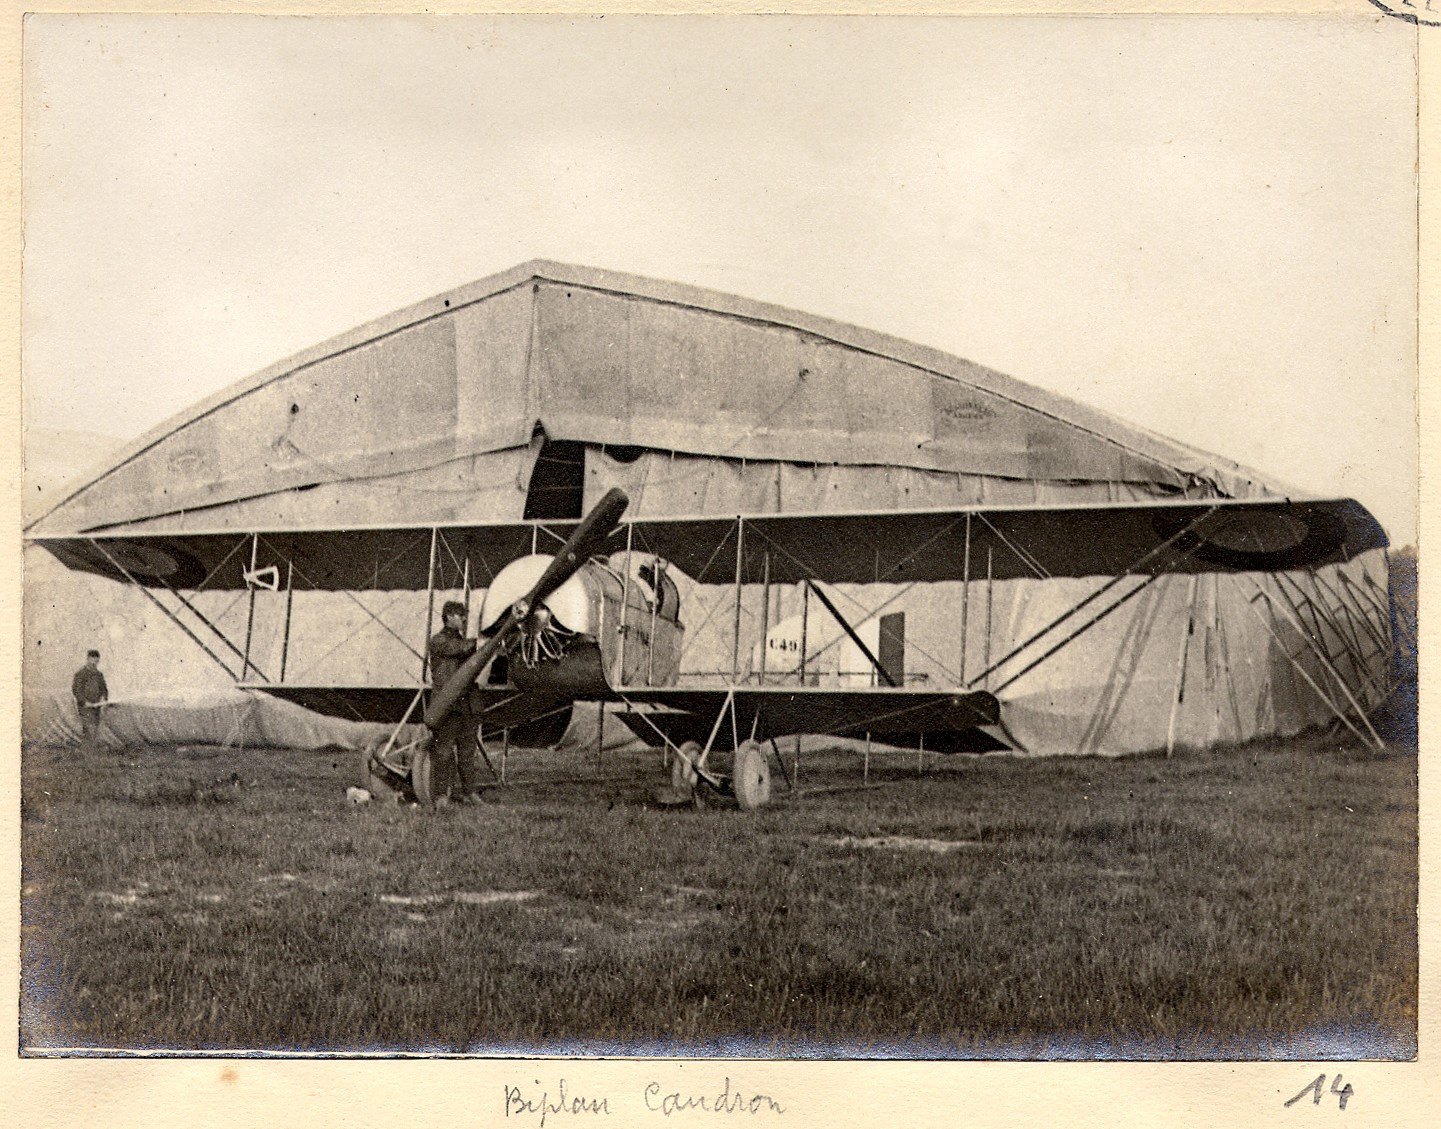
[427,601,485,804]
[419,489,630,807]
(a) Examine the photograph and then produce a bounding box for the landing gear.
[731,740,772,811]
[410,738,440,806]
[360,736,423,803]
[655,737,772,810]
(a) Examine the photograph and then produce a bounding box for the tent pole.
[731,517,745,682]
[1335,570,1395,656]
[242,533,259,682]
[959,512,971,686]
[1301,568,1374,664]
[279,561,295,682]
[422,527,438,682]
[1272,571,1358,699]
[1306,568,1386,674]
[1214,572,1246,742]
[1252,576,1385,748]
[462,556,471,620]
[758,551,771,684]
[1078,577,1163,755]
[1235,576,1382,750]
[618,522,634,689]
[596,705,605,777]
[798,579,810,685]
[1166,576,1200,757]
[1358,567,1406,650]
[983,547,994,691]
[648,555,662,687]
[1282,571,1384,700]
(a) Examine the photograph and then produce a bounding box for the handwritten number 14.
[1285,1074,1353,1111]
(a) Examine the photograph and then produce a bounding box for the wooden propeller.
[421,488,630,730]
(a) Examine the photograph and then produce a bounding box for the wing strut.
[964,506,1219,690]
[87,538,240,681]
[804,579,899,688]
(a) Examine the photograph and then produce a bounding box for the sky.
[20,13,1420,544]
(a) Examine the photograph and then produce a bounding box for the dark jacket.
[428,626,477,688]
[72,667,108,707]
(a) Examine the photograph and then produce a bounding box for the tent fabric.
[22,687,393,751]
[107,446,537,534]
[26,261,1287,538]
[21,686,638,759]
[21,261,1392,759]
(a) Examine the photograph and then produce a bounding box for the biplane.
[31,484,1389,810]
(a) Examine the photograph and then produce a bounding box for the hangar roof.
[27,260,1287,536]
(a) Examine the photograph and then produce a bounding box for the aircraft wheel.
[411,739,440,807]
[732,740,772,811]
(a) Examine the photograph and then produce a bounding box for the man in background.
[72,648,109,752]
[428,602,485,803]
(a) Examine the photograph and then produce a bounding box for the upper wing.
[28,496,1385,592]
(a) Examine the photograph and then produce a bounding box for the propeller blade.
[522,488,631,611]
[422,488,629,730]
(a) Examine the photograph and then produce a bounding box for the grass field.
[19,729,1416,1059]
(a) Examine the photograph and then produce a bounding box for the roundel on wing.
[1152,505,1347,571]
[65,540,209,589]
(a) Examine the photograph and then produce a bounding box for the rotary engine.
[476,552,684,685]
